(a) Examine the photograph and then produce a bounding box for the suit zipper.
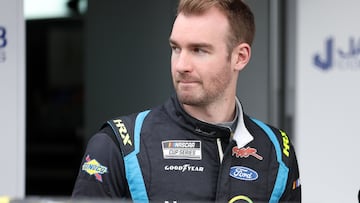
[217,138,224,163]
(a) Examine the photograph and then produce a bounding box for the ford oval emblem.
[229,166,258,181]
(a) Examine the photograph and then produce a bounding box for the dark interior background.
[26,17,84,195]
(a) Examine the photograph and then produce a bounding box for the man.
[72,0,301,202]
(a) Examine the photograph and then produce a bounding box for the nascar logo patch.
[162,140,202,160]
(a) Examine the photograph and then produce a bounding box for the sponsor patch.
[162,140,201,160]
[280,130,290,157]
[229,195,253,203]
[232,146,263,160]
[82,155,108,182]
[292,178,301,190]
[164,164,204,172]
[112,119,132,146]
[229,166,258,181]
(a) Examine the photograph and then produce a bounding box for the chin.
[177,92,204,106]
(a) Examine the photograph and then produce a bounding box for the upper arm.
[71,130,130,199]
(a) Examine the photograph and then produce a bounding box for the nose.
[172,51,192,73]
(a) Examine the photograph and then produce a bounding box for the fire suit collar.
[232,98,254,148]
[170,95,232,139]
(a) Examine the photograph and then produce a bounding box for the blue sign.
[0,26,7,48]
[313,36,360,71]
[0,26,7,63]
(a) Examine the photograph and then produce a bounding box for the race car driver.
[72,0,301,202]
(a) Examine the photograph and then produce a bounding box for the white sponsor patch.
[164,164,204,172]
[162,140,202,160]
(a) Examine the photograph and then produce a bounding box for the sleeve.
[280,141,302,203]
[71,128,131,199]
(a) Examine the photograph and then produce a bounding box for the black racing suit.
[72,95,301,203]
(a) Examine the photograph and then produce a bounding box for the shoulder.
[84,128,122,160]
[244,115,297,165]
[101,110,153,156]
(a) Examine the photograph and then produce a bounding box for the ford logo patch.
[229,166,258,181]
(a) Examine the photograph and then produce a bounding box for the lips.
[176,75,199,84]
[177,80,200,89]
[178,80,197,84]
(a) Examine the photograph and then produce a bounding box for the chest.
[136,128,277,202]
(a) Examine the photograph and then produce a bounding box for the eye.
[192,47,207,55]
[171,45,181,54]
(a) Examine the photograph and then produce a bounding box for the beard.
[174,70,232,107]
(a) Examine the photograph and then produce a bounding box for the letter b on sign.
[0,26,7,48]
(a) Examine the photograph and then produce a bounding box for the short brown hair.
[177,0,255,51]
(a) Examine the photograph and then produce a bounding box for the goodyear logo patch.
[162,140,201,160]
[82,155,108,182]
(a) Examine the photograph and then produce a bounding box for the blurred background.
[24,0,281,197]
[0,0,359,202]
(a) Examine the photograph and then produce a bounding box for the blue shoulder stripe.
[251,118,289,203]
[124,110,150,203]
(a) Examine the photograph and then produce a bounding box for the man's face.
[169,7,236,107]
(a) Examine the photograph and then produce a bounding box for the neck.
[182,96,236,124]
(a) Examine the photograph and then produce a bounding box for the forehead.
[170,7,230,45]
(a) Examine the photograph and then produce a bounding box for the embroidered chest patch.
[82,155,108,182]
[162,140,202,160]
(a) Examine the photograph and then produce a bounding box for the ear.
[232,43,251,71]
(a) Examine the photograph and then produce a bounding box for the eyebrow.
[169,39,178,46]
[169,39,214,50]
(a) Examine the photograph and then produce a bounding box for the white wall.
[0,0,25,198]
[293,1,360,202]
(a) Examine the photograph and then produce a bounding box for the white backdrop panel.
[0,0,25,198]
[295,1,360,202]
